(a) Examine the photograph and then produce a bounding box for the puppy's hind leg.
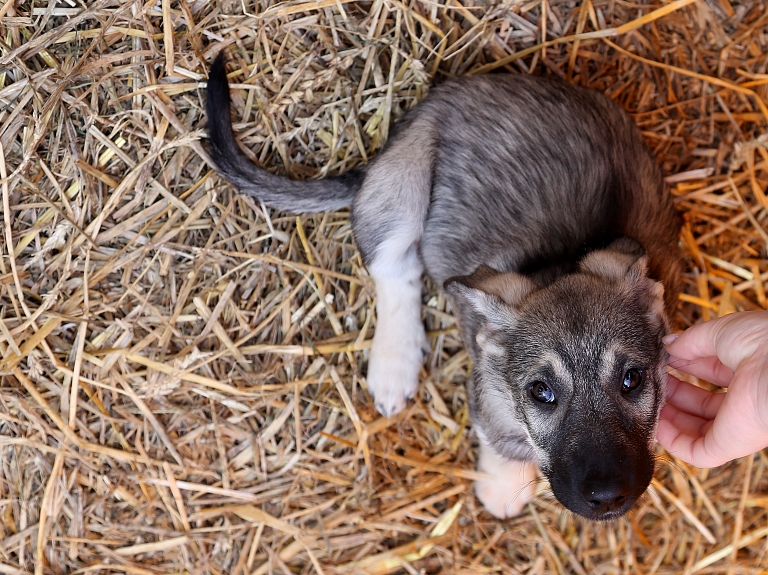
[353,117,435,417]
[365,239,429,416]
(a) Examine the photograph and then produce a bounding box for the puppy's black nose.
[581,479,628,513]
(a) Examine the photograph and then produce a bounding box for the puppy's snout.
[581,477,629,513]
[546,410,657,519]
[548,436,654,519]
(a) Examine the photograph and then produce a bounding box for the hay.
[1,0,767,573]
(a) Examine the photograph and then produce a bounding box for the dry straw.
[0,0,767,573]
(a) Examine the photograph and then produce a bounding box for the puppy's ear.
[445,265,535,318]
[580,238,666,324]
[445,266,536,355]
[579,237,646,280]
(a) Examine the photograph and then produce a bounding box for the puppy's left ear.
[445,266,536,355]
[579,238,666,323]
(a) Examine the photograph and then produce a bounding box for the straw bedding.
[1,0,767,573]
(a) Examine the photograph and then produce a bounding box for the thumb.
[664,311,768,373]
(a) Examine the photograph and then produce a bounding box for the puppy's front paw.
[367,327,427,417]
[476,447,538,519]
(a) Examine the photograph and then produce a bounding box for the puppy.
[205,54,682,520]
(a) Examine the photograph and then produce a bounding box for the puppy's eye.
[622,368,643,393]
[530,381,556,404]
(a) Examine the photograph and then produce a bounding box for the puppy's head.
[445,238,669,520]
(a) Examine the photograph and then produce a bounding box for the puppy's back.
[413,75,680,313]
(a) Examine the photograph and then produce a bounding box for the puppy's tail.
[206,53,363,213]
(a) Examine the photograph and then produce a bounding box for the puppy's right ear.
[445,266,535,355]
[445,265,536,311]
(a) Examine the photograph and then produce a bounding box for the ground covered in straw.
[1,0,767,573]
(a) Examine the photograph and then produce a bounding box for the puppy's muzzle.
[549,440,654,520]
[581,474,631,515]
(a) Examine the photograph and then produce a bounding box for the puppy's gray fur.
[206,54,682,520]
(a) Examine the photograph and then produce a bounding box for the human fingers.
[664,311,768,372]
[660,363,768,468]
[663,375,726,420]
[667,355,734,388]
[656,419,722,468]
[656,402,735,468]
[659,403,713,438]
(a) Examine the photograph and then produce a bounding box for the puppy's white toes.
[367,330,426,417]
[367,350,422,417]
[476,444,538,519]
[368,373,416,417]
[475,469,535,518]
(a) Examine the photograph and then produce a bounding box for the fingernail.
[662,334,679,345]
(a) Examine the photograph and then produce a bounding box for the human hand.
[657,310,768,468]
